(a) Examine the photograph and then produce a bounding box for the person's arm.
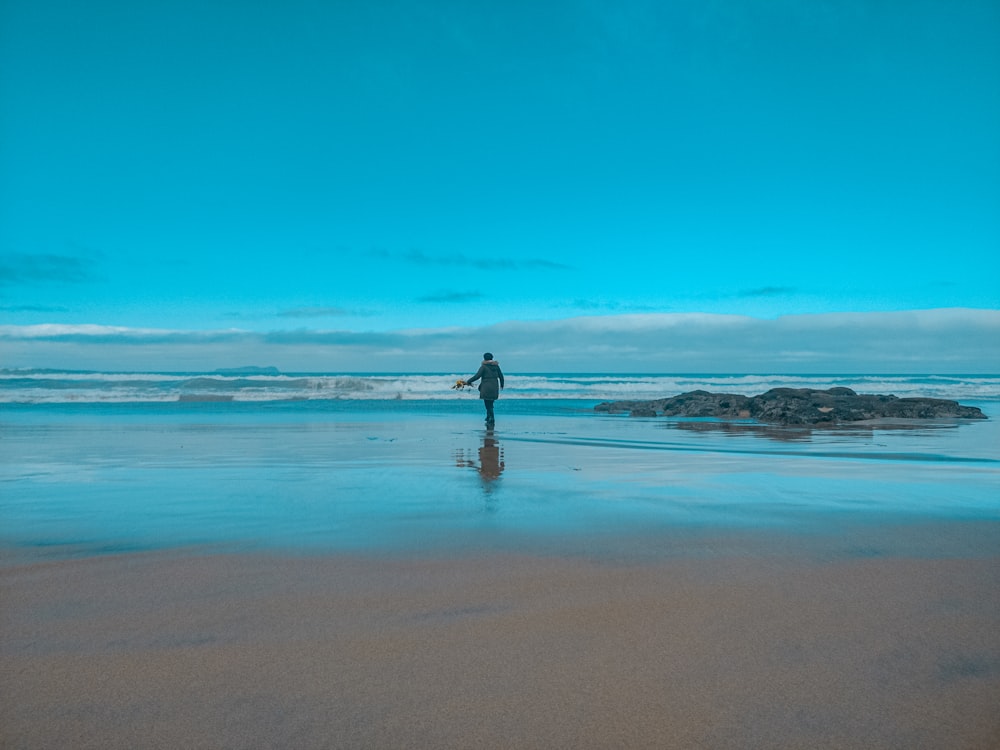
[466,366,485,385]
[498,368,504,389]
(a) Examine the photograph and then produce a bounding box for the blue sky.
[1,0,998,372]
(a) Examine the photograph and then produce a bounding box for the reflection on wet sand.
[454,429,505,491]
[662,418,960,443]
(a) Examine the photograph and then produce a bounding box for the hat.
[483,352,493,360]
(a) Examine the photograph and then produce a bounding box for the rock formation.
[594,388,986,425]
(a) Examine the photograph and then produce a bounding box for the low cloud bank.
[2,309,997,373]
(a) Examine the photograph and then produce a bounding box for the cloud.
[0,304,71,312]
[0,324,249,344]
[0,253,95,285]
[416,290,484,303]
[2,309,998,373]
[277,306,350,318]
[739,286,797,297]
[370,249,572,271]
[566,299,662,312]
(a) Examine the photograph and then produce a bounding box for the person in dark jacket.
[464,352,504,426]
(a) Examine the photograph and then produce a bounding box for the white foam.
[1,372,998,404]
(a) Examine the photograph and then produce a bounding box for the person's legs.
[484,399,495,424]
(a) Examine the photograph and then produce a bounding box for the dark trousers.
[483,399,495,421]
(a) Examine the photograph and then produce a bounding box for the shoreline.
[2,403,997,564]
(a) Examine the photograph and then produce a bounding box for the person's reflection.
[455,429,505,493]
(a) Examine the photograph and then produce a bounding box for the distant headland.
[595,388,987,425]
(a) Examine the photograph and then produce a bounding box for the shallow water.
[2,398,997,562]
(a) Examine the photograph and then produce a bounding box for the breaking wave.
[1,370,998,404]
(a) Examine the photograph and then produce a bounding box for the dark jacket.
[466,360,504,400]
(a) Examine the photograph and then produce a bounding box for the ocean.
[3,370,999,403]
[2,371,998,562]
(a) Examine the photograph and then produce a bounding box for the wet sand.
[3,528,999,749]
[3,403,999,747]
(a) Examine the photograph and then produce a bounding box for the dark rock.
[629,405,658,417]
[660,390,752,419]
[594,399,667,416]
[594,388,986,425]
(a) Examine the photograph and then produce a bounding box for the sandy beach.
[3,530,999,750]
[2,397,999,748]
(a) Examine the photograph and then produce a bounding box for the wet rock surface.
[594,387,987,425]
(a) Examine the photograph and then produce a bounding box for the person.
[464,352,504,426]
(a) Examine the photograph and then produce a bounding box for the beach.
[4,536,999,750]
[2,382,999,748]
[5,0,998,742]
